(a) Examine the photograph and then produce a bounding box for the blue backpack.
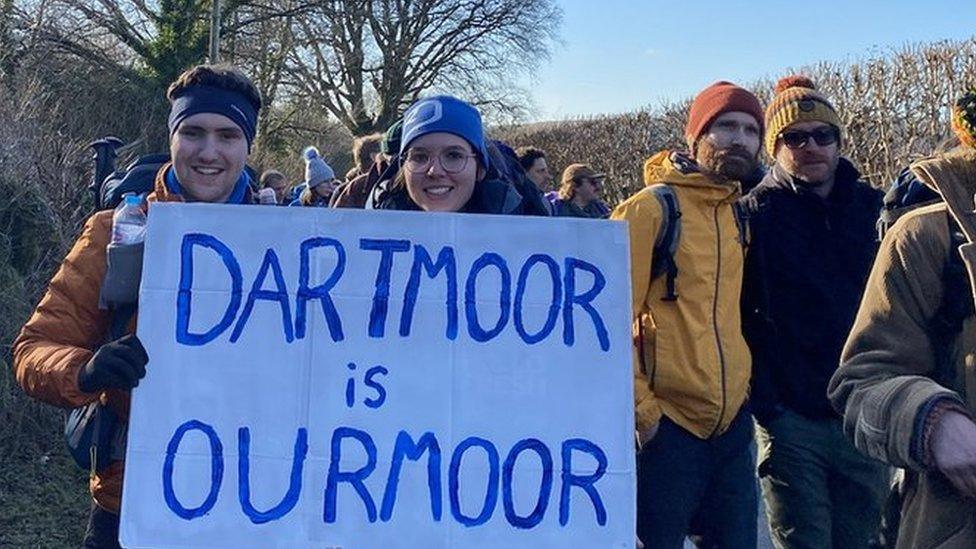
[877,165,942,240]
[88,136,167,210]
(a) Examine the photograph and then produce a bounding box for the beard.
[696,140,759,183]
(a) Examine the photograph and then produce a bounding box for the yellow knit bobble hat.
[764,75,843,158]
[951,88,976,150]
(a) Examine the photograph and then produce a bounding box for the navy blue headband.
[167,85,258,150]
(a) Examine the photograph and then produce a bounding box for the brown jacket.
[330,159,388,208]
[828,149,976,548]
[13,167,182,513]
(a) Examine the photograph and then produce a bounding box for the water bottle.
[111,194,147,245]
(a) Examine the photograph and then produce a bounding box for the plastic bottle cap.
[124,194,142,206]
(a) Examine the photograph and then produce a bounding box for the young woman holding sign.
[375,95,528,215]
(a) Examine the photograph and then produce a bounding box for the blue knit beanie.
[400,95,489,168]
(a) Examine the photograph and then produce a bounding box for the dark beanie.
[685,81,764,152]
[381,119,403,156]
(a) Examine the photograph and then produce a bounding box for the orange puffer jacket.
[13,167,182,513]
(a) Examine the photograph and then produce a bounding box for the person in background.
[516,146,552,191]
[345,133,384,181]
[612,81,764,548]
[828,88,976,549]
[292,146,338,207]
[550,163,610,218]
[331,121,402,208]
[258,169,290,204]
[12,64,262,548]
[742,75,887,549]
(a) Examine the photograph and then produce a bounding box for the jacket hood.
[642,150,741,203]
[911,146,976,196]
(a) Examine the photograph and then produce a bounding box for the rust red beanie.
[685,81,764,152]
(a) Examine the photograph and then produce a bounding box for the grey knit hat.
[303,146,335,188]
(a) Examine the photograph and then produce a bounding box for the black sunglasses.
[779,127,839,149]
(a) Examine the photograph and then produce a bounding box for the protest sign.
[120,203,635,548]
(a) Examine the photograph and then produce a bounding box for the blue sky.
[525,0,976,120]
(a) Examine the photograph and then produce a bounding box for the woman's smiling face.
[403,132,480,212]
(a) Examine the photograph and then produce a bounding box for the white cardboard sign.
[121,203,635,548]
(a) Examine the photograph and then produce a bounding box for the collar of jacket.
[911,146,976,197]
[147,163,184,204]
[642,150,742,204]
[762,157,861,204]
[147,163,254,205]
[377,176,523,215]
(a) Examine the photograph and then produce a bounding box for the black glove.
[78,334,149,393]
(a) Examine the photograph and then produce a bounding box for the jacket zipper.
[708,204,728,438]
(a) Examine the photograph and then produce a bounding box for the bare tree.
[25,0,310,88]
[285,0,561,136]
[230,2,299,149]
[230,0,356,169]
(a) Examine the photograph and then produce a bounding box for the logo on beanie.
[404,99,444,133]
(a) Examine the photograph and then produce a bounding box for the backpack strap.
[647,184,681,301]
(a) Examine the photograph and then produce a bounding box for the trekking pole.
[209,0,221,63]
[88,137,124,210]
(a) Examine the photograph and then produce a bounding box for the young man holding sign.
[13,64,262,548]
[612,81,763,548]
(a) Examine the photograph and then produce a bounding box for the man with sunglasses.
[741,75,886,548]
